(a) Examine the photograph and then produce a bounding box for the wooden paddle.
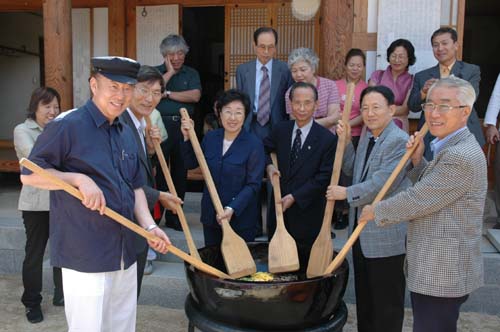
[19,157,230,279]
[144,115,201,261]
[306,82,356,278]
[179,108,256,278]
[323,123,429,275]
[268,153,300,273]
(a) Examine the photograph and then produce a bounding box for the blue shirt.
[22,100,145,273]
[430,126,467,157]
[254,59,273,113]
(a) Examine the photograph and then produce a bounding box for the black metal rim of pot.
[185,294,349,332]
[184,242,349,331]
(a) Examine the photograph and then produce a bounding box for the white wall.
[0,13,42,140]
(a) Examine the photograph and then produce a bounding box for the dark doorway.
[182,6,225,136]
[463,1,500,117]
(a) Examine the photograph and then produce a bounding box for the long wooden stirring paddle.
[179,108,256,278]
[268,153,299,273]
[19,158,230,279]
[306,82,355,278]
[323,124,429,275]
[144,115,201,260]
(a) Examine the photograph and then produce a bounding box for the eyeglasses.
[136,86,162,99]
[361,105,385,113]
[257,45,276,52]
[221,109,245,119]
[389,54,408,61]
[421,103,468,114]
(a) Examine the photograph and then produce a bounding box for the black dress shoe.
[26,306,43,323]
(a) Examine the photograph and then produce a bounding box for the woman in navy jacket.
[181,89,265,246]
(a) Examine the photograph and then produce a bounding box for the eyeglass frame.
[421,102,468,114]
[135,86,163,99]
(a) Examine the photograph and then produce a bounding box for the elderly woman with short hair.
[285,47,341,131]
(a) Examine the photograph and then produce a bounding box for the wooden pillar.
[319,0,354,80]
[109,0,126,56]
[126,0,137,59]
[43,0,73,111]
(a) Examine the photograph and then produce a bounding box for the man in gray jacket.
[327,85,409,332]
[361,77,487,332]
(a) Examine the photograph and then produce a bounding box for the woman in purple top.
[369,39,416,132]
[285,47,340,131]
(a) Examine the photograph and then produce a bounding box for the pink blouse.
[334,79,367,137]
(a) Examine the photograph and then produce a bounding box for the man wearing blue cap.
[21,56,171,331]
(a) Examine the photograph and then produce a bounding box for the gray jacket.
[14,119,50,211]
[343,121,410,258]
[375,128,486,297]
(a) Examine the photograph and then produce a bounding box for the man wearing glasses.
[236,27,293,236]
[360,77,487,332]
[408,27,484,159]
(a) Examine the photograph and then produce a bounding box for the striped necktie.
[290,128,302,167]
[257,66,271,126]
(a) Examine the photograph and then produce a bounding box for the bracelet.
[145,224,158,232]
[224,206,233,211]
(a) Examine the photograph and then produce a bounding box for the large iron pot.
[184,242,349,331]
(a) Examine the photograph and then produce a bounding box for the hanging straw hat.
[291,0,321,21]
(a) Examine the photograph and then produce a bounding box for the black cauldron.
[184,242,349,331]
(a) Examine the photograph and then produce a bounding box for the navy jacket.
[182,129,265,231]
[264,121,337,245]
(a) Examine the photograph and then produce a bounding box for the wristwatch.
[165,90,171,98]
[145,224,158,232]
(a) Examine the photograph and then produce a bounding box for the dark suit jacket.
[236,59,293,137]
[408,61,485,158]
[182,128,265,232]
[121,110,160,252]
[264,121,337,245]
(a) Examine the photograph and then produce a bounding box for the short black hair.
[360,85,395,106]
[431,27,458,44]
[216,89,251,119]
[289,82,318,101]
[27,87,61,120]
[137,65,165,92]
[345,48,366,66]
[253,27,278,45]
[386,39,416,67]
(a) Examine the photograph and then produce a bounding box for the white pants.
[62,262,137,332]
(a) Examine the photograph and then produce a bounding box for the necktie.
[361,136,376,181]
[257,66,271,126]
[441,66,450,78]
[290,128,302,167]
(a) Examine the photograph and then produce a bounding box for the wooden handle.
[321,82,355,229]
[270,153,285,228]
[324,124,429,274]
[19,158,230,279]
[145,116,201,260]
[180,108,224,215]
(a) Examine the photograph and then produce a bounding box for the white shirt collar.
[126,108,146,133]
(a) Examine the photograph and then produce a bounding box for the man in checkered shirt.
[360,76,487,332]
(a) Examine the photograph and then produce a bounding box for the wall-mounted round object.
[292,0,321,21]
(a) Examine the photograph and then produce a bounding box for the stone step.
[486,229,500,252]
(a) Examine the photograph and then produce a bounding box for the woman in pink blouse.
[335,48,368,149]
[285,47,340,131]
[368,39,415,132]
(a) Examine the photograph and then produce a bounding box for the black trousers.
[21,211,63,308]
[352,239,406,332]
[136,244,148,299]
[157,116,187,222]
[411,292,468,332]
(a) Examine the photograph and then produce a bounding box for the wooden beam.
[352,32,377,51]
[43,0,73,111]
[353,0,367,33]
[0,0,107,11]
[108,0,126,56]
[319,0,354,80]
[457,0,465,60]
[126,0,137,59]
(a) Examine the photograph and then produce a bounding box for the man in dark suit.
[121,66,181,294]
[236,27,293,236]
[264,82,336,263]
[408,27,485,159]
